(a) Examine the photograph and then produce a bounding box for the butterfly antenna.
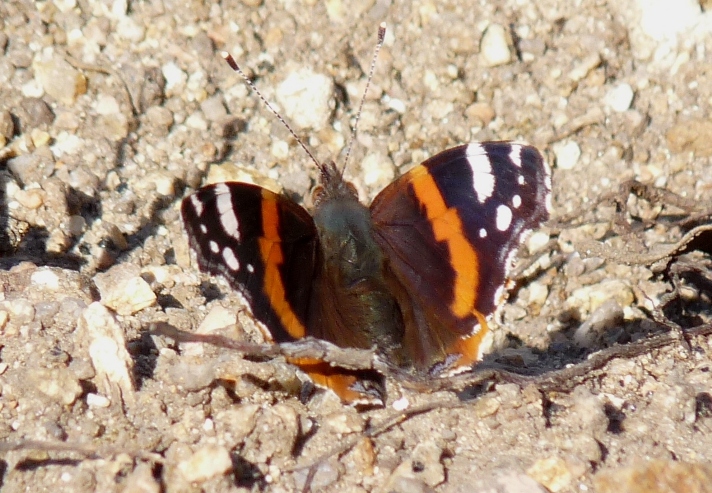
[221,52,323,172]
[341,22,387,176]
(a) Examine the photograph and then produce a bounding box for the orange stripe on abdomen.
[259,194,307,339]
[409,167,479,318]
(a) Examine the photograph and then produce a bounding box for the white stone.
[392,397,409,411]
[276,68,334,129]
[94,94,120,115]
[185,112,208,130]
[526,230,551,253]
[53,0,77,13]
[21,79,45,98]
[50,132,83,157]
[480,24,512,67]
[116,16,145,43]
[361,153,395,187]
[81,302,135,406]
[86,393,111,408]
[31,367,83,405]
[604,83,635,113]
[94,265,157,315]
[182,305,238,357]
[162,62,187,96]
[552,140,581,170]
[33,54,87,105]
[178,445,232,483]
[638,0,702,41]
[31,268,61,290]
[271,139,290,160]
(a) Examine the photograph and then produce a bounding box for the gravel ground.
[1,0,712,492]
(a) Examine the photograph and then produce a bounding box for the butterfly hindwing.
[181,182,319,343]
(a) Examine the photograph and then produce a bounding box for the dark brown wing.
[181,182,318,343]
[370,142,550,372]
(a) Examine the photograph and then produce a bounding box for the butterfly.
[181,141,550,405]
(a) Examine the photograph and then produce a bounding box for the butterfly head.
[312,160,360,207]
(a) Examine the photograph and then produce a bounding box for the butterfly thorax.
[309,164,407,365]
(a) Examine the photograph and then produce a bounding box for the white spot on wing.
[209,240,219,253]
[479,228,487,238]
[509,144,523,167]
[247,264,254,273]
[189,194,204,216]
[199,224,207,234]
[496,204,512,231]
[517,175,525,185]
[512,194,522,209]
[465,143,495,203]
[215,183,240,240]
[222,247,240,271]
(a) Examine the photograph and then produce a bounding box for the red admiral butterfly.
[181,26,551,405]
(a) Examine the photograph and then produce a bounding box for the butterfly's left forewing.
[182,182,386,405]
[181,182,319,343]
[370,142,550,372]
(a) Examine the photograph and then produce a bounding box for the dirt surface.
[1,0,712,492]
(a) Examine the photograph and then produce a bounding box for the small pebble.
[177,445,232,483]
[569,53,602,83]
[552,140,581,170]
[569,279,635,315]
[30,129,51,147]
[639,0,703,40]
[20,97,55,127]
[666,120,712,157]
[116,16,145,43]
[526,230,551,254]
[185,112,208,131]
[276,68,334,129]
[94,94,121,115]
[0,110,15,141]
[86,393,111,408]
[361,152,395,188]
[145,106,174,136]
[7,298,35,325]
[13,189,45,209]
[383,441,445,490]
[162,62,187,97]
[81,302,135,405]
[527,456,578,493]
[200,95,228,122]
[33,55,87,105]
[604,83,635,112]
[119,463,160,493]
[30,268,61,290]
[465,102,496,126]
[574,299,625,347]
[392,397,409,411]
[94,265,157,315]
[323,411,365,434]
[29,367,83,406]
[480,24,512,67]
[181,304,237,357]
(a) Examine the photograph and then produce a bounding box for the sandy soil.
[1,0,712,492]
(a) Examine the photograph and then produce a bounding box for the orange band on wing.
[410,167,479,318]
[288,357,382,405]
[259,194,307,339]
[447,312,490,369]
